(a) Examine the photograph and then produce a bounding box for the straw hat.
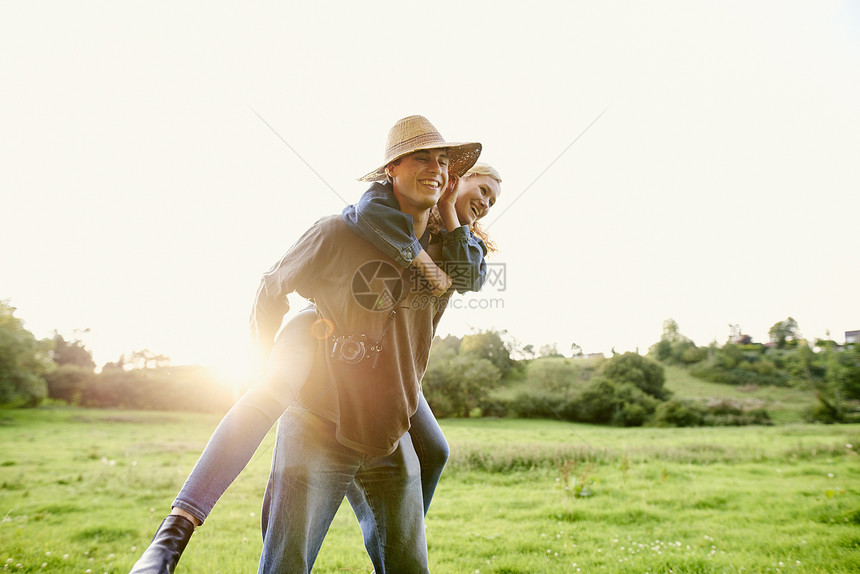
[357,115,482,182]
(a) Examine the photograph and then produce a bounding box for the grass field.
[661,365,815,425]
[1,406,859,573]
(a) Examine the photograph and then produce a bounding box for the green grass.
[2,407,859,573]
[662,365,815,424]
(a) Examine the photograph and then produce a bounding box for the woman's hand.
[437,174,460,232]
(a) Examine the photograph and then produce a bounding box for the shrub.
[423,354,502,418]
[45,364,96,405]
[575,378,618,424]
[508,390,559,419]
[602,352,670,400]
[652,399,705,427]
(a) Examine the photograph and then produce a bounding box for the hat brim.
[357,142,482,182]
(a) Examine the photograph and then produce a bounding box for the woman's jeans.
[171,310,450,524]
[258,406,429,574]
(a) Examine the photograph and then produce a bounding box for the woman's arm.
[343,182,451,296]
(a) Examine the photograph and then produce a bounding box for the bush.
[701,399,772,426]
[611,383,659,426]
[652,399,705,427]
[508,390,561,419]
[690,364,789,387]
[602,352,670,400]
[423,354,502,418]
[45,364,96,405]
[575,378,618,424]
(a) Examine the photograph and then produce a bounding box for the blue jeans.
[171,309,449,525]
[258,405,429,574]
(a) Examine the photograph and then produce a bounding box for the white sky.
[2,1,859,382]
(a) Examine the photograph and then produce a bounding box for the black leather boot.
[129,515,195,573]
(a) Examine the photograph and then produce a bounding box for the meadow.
[1,406,859,573]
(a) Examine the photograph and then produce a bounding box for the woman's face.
[454,174,501,226]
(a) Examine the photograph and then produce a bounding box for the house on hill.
[846,330,860,345]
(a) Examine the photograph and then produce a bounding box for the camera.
[330,334,381,368]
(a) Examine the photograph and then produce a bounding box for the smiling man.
[249,116,481,573]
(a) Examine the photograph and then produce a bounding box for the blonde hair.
[427,162,501,254]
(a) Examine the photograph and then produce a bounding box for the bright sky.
[2,1,859,382]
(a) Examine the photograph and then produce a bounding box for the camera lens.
[339,338,366,364]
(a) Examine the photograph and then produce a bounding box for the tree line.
[2,300,858,425]
[420,317,858,426]
[0,301,233,412]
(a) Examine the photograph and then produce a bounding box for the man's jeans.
[257,405,429,574]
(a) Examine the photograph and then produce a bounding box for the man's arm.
[249,220,330,358]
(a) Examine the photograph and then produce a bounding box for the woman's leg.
[128,308,318,574]
[408,393,450,516]
[171,309,318,523]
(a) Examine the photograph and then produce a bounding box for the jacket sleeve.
[439,225,488,294]
[342,183,422,268]
[249,220,329,358]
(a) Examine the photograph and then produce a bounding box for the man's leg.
[258,406,361,574]
[348,431,428,574]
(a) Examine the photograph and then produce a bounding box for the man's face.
[454,174,500,226]
[388,148,449,215]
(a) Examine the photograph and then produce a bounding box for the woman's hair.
[427,162,501,253]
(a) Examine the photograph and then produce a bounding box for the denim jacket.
[342,182,487,294]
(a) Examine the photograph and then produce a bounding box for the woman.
[129,161,502,573]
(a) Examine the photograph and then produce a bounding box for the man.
[252,116,481,573]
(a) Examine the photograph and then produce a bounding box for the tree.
[521,344,535,360]
[51,331,95,370]
[423,353,501,417]
[125,349,171,370]
[649,319,703,365]
[459,329,514,376]
[661,318,687,343]
[768,317,799,349]
[539,343,562,358]
[0,301,53,406]
[601,352,670,400]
